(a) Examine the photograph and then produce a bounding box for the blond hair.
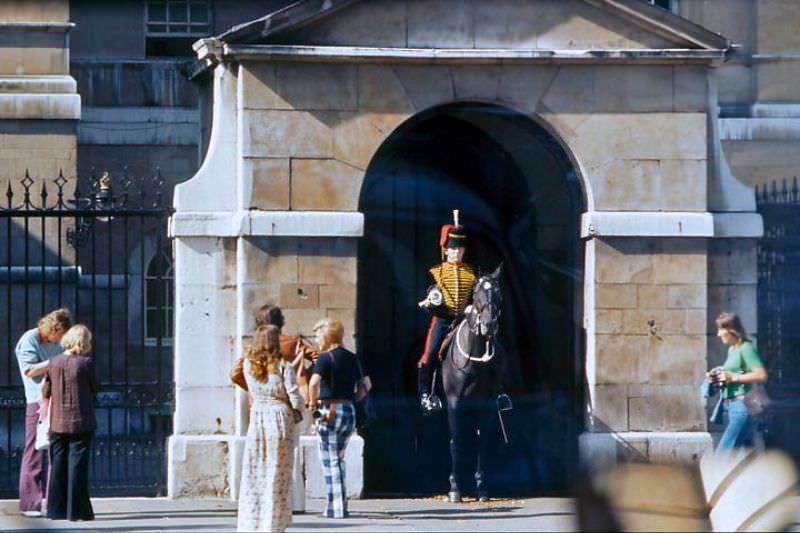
[245,325,282,382]
[61,324,92,355]
[38,308,72,337]
[313,317,344,351]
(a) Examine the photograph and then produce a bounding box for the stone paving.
[0,496,577,532]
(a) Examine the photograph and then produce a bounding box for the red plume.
[439,224,454,248]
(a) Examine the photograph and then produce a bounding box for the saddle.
[437,318,463,361]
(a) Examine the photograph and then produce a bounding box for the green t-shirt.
[722,341,764,399]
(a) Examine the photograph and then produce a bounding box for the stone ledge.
[223,45,727,64]
[580,431,713,467]
[168,434,364,500]
[169,211,364,238]
[0,93,80,120]
[0,75,76,94]
[720,117,800,141]
[581,211,763,239]
[582,211,714,238]
[0,22,74,32]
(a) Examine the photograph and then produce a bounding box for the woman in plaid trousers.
[307,318,361,518]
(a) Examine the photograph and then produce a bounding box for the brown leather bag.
[743,386,771,416]
[230,356,248,391]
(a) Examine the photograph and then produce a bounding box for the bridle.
[453,276,501,364]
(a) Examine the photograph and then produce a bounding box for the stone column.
[168,60,366,499]
[168,63,241,498]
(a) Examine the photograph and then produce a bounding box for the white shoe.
[22,510,42,517]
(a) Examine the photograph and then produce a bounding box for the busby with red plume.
[440,210,467,248]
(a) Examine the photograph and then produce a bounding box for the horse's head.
[467,263,503,338]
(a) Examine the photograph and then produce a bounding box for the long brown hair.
[245,325,282,382]
[255,304,284,329]
[715,312,747,341]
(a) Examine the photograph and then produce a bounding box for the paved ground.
[0,496,577,532]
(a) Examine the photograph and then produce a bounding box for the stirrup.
[421,393,443,414]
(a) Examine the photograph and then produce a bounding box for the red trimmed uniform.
[418,260,476,397]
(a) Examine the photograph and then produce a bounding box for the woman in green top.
[711,312,767,451]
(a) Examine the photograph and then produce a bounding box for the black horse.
[441,264,504,503]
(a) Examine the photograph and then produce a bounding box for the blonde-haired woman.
[308,318,361,518]
[42,324,97,521]
[237,325,303,533]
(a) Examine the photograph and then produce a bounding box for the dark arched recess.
[357,102,585,496]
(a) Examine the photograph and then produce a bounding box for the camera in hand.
[312,406,330,421]
[708,366,726,390]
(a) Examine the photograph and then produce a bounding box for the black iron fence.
[0,170,173,497]
[756,177,800,462]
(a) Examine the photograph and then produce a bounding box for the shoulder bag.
[35,386,50,451]
[740,348,771,416]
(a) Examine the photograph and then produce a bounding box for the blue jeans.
[717,399,753,451]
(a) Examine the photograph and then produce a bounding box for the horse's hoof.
[448,491,462,503]
[477,491,489,502]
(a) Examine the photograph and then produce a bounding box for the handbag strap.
[355,354,365,379]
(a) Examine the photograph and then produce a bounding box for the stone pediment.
[212,0,730,57]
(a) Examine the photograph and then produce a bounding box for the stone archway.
[357,102,586,496]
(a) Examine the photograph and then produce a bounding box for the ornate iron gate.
[0,171,173,497]
[757,178,800,462]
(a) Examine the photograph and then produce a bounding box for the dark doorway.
[357,102,585,496]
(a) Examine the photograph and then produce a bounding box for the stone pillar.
[167,236,238,498]
[168,64,241,499]
[168,61,365,499]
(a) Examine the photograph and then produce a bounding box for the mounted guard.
[417,209,477,414]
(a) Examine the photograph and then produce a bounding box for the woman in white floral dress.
[238,325,304,532]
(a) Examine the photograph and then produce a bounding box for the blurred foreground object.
[579,449,799,532]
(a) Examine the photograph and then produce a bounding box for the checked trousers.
[316,403,355,518]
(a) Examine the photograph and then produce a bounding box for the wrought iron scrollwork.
[0,167,167,248]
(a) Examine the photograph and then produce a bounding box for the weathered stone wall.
[240,61,708,214]
[593,238,708,433]
[173,237,238,436]
[239,237,357,347]
[0,0,70,77]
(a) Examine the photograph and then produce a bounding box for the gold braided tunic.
[429,262,477,318]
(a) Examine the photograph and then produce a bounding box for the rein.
[454,319,495,363]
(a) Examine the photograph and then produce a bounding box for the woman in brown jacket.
[42,324,97,521]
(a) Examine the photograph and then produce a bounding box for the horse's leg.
[475,404,491,502]
[447,404,463,503]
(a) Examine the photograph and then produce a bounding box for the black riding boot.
[418,363,442,414]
